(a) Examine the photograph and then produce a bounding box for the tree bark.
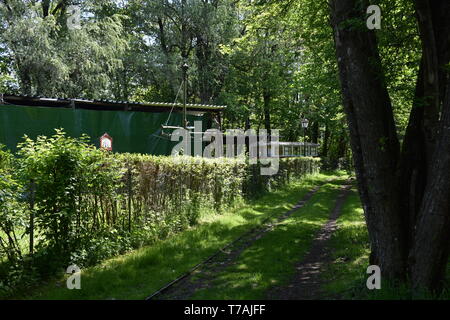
[330,0,450,292]
[399,0,450,292]
[311,121,319,144]
[330,0,406,279]
[263,91,272,137]
[410,71,450,292]
[321,124,330,158]
[398,59,427,249]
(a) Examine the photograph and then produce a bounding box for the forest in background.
[0,0,421,168]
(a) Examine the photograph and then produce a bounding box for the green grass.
[24,172,346,300]
[322,189,450,300]
[189,179,349,300]
[321,189,370,298]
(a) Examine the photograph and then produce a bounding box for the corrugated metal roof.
[1,94,226,112]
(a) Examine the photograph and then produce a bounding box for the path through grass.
[322,189,450,300]
[321,189,370,298]
[27,172,346,300]
[188,179,349,300]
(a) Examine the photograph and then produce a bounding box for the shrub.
[243,157,321,198]
[16,130,123,269]
[0,131,321,297]
[0,145,27,262]
[0,145,30,296]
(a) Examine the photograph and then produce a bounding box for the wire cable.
[163,80,184,127]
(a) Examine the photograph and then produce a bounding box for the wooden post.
[127,167,132,233]
[29,180,35,255]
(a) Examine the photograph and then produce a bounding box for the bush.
[0,145,30,296]
[16,130,123,269]
[0,145,27,263]
[243,157,321,197]
[0,131,321,297]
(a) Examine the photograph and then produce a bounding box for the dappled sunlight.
[189,182,345,299]
[30,173,340,300]
[321,190,371,298]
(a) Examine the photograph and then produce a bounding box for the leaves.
[0,0,128,98]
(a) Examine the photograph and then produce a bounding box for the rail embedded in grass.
[147,179,329,300]
[26,173,343,300]
[184,180,350,300]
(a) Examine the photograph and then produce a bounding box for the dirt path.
[153,184,324,300]
[266,184,352,300]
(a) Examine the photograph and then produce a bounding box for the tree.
[220,1,305,139]
[0,0,128,98]
[330,0,450,292]
[131,0,238,104]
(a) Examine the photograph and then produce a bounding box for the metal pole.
[303,128,306,157]
[182,63,188,129]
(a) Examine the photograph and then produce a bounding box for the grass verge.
[321,189,370,298]
[24,172,346,300]
[322,189,450,300]
[189,179,349,300]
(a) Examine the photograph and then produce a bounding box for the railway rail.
[145,180,333,300]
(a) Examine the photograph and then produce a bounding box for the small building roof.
[0,94,226,113]
[259,141,321,147]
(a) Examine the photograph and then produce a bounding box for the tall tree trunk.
[398,59,427,250]
[263,92,271,137]
[330,0,406,279]
[321,124,330,158]
[410,75,450,292]
[408,1,450,291]
[336,128,347,160]
[196,35,213,104]
[157,18,178,96]
[330,0,450,291]
[311,121,319,144]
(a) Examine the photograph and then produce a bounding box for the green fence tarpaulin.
[0,104,208,155]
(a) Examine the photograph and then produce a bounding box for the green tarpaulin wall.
[0,104,208,155]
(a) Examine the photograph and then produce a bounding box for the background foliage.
[1,0,410,167]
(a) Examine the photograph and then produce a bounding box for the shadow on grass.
[190,183,345,300]
[26,173,347,300]
[322,190,450,300]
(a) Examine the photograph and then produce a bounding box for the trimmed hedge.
[0,131,320,296]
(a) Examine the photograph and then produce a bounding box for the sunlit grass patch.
[190,181,347,300]
[321,190,370,298]
[25,172,345,300]
[322,190,450,300]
